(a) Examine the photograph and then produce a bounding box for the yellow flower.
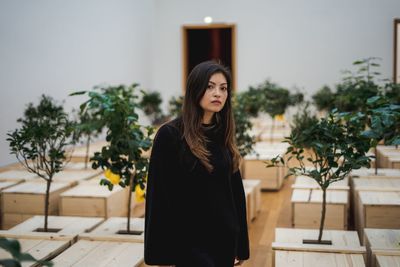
[275,114,285,122]
[135,184,145,203]
[104,169,121,185]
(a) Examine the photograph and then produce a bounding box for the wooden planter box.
[291,189,349,230]
[376,146,400,168]
[363,228,400,267]
[7,215,104,238]
[275,250,365,267]
[243,157,285,190]
[0,181,21,229]
[68,141,109,161]
[272,228,366,267]
[51,239,145,266]
[355,191,400,242]
[386,156,400,169]
[59,184,129,218]
[0,170,38,182]
[292,176,349,190]
[1,182,71,229]
[243,179,262,222]
[0,231,73,265]
[351,177,400,238]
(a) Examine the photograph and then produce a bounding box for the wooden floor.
[242,176,294,267]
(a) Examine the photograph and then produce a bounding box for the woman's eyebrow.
[208,81,228,85]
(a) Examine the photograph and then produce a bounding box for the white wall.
[152,0,400,99]
[0,0,154,166]
[1,0,399,166]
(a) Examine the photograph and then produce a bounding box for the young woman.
[144,61,249,267]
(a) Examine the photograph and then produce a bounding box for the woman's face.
[199,72,228,116]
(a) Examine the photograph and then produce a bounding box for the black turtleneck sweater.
[144,118,250,267]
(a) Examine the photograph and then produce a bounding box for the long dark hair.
[182,60,241,173]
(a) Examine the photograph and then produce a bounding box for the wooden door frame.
[394,19,400,83]
[181,23,237,93]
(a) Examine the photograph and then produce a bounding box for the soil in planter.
[116,230,143,235]
[303,239,332,245]
[35,228,62,233]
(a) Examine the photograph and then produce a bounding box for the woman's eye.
[221,87,227,91]
[207,85,213,89]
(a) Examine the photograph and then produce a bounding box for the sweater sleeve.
[144,124,178,265]
[232,170,250,260]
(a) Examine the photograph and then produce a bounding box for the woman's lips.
[211,100,221,105]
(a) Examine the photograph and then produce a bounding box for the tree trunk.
[318,188,327,243]
[85,136,91,169]
[374,147,378,175]
[127,172,134,233]
[270,118,275,143]
[44,178,52,232]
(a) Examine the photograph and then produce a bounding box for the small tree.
[72,84,153,234]
[233,92,256,157]
[140,91,166,126]
[168,95,183,119]
[72,107,104,169]
[334,58,381,113]
[259,80,303,142]
[361,95,400,173]
[312,85,335,114]
[269,111,372,244]
[7,95,72,232]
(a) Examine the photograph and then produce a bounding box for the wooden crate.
[1,182,71,229]
[80,217,144,241]
[51,239,144,266]
[355,191,400,242]
[291,189,348,230]
[243,179,261,220]
[272,228,366,266]
[387,156,400,169]
[376,146,400,168]
[8,215,104,237]
[243,186,254,222]
[275,251,365,267]
[243,157,285,190]
[351,177,400,237]
[0,181,23,229]
[59,184,129,218]
[0,170,38,182]
[292,176,350,190]
[0,231,73,266]
[67,141,109,161]
[363,228,400,267]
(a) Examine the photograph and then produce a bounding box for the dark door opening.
[182,24,236,92]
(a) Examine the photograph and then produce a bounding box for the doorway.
[182,24,236,92]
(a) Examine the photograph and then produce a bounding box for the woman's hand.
[234,257,244,266]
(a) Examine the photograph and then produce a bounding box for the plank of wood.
[0,170,38,182]
[8,215,104,235]
[292,176,350,190]
[275,251,365,267]
[52,240,144,267]
[376,255,400,267]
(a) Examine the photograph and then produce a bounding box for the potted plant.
[72,84,153,235]
[269,110,372,244]
[168,95,183,119]
[312,85,335,116]
[140,91,166,126]
[7,95,73,232]
[259,80,303,142]
[233,92,256,158]
[71,107,104,169]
